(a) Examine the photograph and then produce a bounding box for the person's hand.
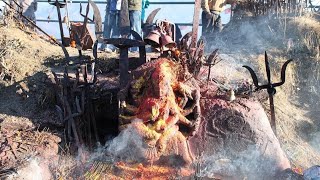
[145,0,150,8]
[231,1,238,10]
[205,11,213,19]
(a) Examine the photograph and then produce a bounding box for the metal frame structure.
[35,0,317,25]
[36,1,199,26]
[34,0,317,42]
[37,1,196,4]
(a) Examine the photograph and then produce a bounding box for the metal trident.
[243,51,293,136]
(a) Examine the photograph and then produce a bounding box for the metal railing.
[37,0,195,4]
[36,19,199,26]
[36,1,198,26]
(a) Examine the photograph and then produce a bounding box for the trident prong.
[80,3,94,22]
[204,49,220,84]
[242,51,293,136]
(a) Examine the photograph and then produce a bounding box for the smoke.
[209,14,320,167]
[7,158,52,180]
[201,17,283,88]
[199,147,274,179]
[107,119,147,162]
[208,53,251,83]
[4,119,150,179]
[310,131,320,153]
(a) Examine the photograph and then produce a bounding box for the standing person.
[141,0,149,24]
[128,0,142,52]
[20,0,37,29]
[100,0,121,52]
[201,0,235,41]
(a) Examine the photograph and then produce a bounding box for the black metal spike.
[265,51,271,85]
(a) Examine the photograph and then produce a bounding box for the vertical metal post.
[243,52,292,137]
[55,0,66,46]
[103,38,145,131]
[191,0,201,48]
[118,46,129,129]
[119,48,129,88]
[119,0,130,37]
[131,30,146,66]
[269,94,277,136]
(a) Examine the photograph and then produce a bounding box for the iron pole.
[191,0,201,48]
[269,93,277,136]
[54,0,66,46]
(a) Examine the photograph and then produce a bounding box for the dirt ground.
[0,13,320,178]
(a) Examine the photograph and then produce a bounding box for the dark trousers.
[201,11,222,41]
[101,10,120,49]
[103,10,120,39]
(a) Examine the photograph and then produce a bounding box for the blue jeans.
[129,10,141,51]
[103,11,120,38]
[101,10,120,49]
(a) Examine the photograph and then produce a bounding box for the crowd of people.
[100,0,234,52]
[100,0,150,52]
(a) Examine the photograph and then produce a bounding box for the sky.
[0,0,319,40]
[35,0,203,38]
[0,0,232,39]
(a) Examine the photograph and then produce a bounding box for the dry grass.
[256,50,320,168]
[0,24,64,85]
[274,88,320,168]
[0,20,81,129]
[209,13,320,168]
[293,14,320,33]
[288,14,320,58]
[204,44,320,169]
[231,15,320,168]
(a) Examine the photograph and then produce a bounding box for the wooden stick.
[64,96,82,149]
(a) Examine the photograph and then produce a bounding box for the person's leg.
[141,0,146,24]
[101,8,112,49]
[103,11,118,51]
[129,10,142,35]
[108,12,115,36]
[112,10,120,38]
[201,11,209,39]
[141,8,145,25]
[104,9,112,39]
[214,14,222,33]
[202,11,216,48]
[129,10,141,52]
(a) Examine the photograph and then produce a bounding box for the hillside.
[215,13,320,168]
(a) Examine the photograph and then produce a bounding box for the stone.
[188,89,291,179]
